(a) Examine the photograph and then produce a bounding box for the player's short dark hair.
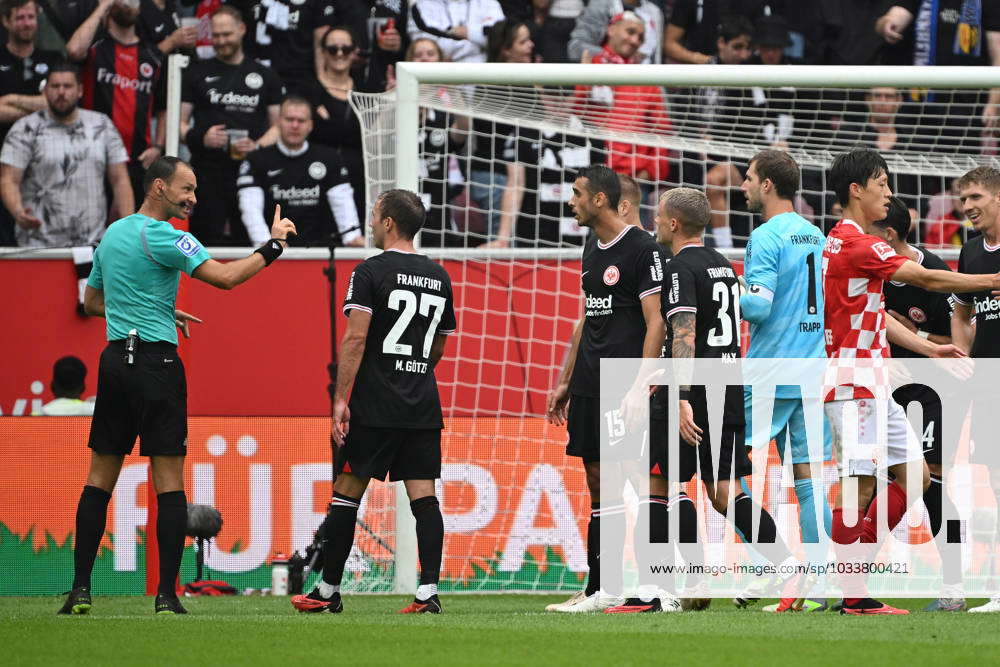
[51,355,86,397]
[829,148,888,207]
[661,187,711,233]
[377,189,425,240]
[718,15,754,43]
[873,196,912,242]
[47,62,81,83]
[617,173,641,208]
[749,149,799,200]
[143,156,191,195]
[957,166,1000,194]
[577,165,621,209]
[280,94,312,113]
[1,0,33,20]
[486,19,530,63]
[212,4,244,25]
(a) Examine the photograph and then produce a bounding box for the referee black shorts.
[336,425,441,481]
[89,340,188,457]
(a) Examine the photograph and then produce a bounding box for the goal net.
[346,63,1000,594]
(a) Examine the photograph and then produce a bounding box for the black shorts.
[566,394,600,463]
[89,340,187,457]
[892,383,942,466]
[649,390,751,483]
[649,422,750,483]
[565,394,639,464]
[336,425,441,481]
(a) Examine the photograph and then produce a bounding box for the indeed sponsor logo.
[586,294,612,310]
[207,88,260,107]
[271,184,320,201]
[976,297,1000,318]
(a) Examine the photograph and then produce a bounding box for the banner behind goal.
[347,64,999,594]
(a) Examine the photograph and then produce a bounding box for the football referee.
[58,156,297,616]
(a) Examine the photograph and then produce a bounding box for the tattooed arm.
[669,311,702,445]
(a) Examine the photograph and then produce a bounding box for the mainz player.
[823,149,1000,615]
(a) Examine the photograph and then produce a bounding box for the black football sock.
[585,502,600,595]
[672,492,703,588]
[410,495,444,587]
[924,475,943,537]
[635,497,665,591]
[72,485,111,590]
[601,501,626,597]
[156,490,188,597]
[926,476,964,588]
[637,495,671,593]
[321,493,361,587]
[732,492,792,565]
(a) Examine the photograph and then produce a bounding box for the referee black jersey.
[344,250,457,429]
[662,244,743,424]
[568,225,664,397]
[236,141,354,245]
[885,247,952,358]
[953,236,1000,358]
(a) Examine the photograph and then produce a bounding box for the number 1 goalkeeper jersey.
[743,211,826,361]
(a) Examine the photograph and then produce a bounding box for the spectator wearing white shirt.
[0,64,132,248]
[407,0,504,63]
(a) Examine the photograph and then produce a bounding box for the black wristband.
[678,389,692,401]
[253,239,284,266]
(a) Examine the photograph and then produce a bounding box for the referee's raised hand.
[270,203,297,246]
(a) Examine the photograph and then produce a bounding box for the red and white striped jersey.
[822,220,907,401]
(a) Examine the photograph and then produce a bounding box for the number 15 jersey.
[344,249,457,429]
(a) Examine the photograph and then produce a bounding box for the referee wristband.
[679,389,692,401]
[253,239,284,266]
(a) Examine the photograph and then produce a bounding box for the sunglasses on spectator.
[325,44,356,55]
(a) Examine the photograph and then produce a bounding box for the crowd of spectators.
[0,0,997,250]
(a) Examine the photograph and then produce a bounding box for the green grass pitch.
[2,595,997,666]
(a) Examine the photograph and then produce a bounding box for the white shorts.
[824,398,922,477]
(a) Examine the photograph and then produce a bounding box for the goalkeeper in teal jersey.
[739,150,832,563]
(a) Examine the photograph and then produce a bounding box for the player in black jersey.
[291,189,456,616]
[236,96,360,247]
[651,187,798,609]
[181,6,284,245]
[545,165,666,612]
[952,167,1000,613]
[872,197,965,611]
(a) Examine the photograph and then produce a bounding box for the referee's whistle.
[125,328,139,366]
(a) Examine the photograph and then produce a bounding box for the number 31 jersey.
[663,245,742,359]
[344,249,457,428]
[662,245,743,424]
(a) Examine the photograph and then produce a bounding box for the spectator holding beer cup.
[180,6,283,246]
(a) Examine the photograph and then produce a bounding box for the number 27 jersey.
[344,249,457,429]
